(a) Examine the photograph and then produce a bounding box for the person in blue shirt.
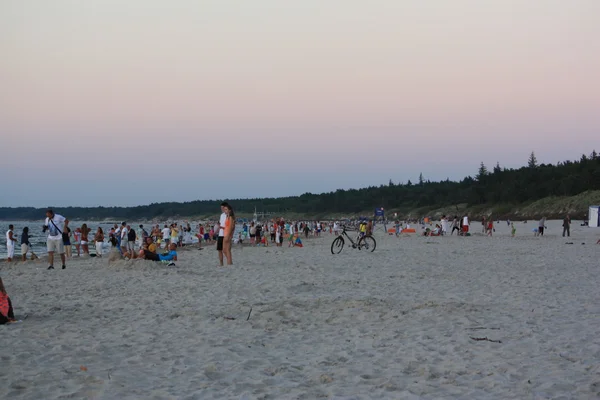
[144,243,178,264]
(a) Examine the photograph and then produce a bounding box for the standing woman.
[94,227,105,257]
[80,224,91,255]
[73,227,82,257]
[21,227,32,261]
[223,205,235,265]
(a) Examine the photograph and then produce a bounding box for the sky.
[1,0,599,207]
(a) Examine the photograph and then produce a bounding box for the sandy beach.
[1,220,599,399]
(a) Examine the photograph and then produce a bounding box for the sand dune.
[1,220,599,399]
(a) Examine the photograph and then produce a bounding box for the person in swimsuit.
[222,205,235,265]
[94,227,105,257]
[80,224,90,255]
[73,227,82,257]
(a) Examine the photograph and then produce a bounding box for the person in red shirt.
[0,277,16,324]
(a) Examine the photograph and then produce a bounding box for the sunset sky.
[1,0,598,207]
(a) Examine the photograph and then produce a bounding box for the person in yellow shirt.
[359,221,367,237]
[138,237,157,258]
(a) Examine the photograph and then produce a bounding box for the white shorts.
[81,240,88,245]
[21,244,29,255]
[127,242,135,251]
[7,243,15,258]
[47,238,65,254]
[96,241,104,255]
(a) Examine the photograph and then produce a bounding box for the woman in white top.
[73,228,82,257]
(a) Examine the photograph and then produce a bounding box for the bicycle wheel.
[358,236,376,252]
[331,236,345,254]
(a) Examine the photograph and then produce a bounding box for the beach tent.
[589,205,600,228]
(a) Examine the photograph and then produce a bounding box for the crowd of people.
[1,207,599,325]
[1,208,595,271]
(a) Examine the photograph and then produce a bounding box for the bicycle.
[331,225,376,254]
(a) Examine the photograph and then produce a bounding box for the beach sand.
[1,220,599,399]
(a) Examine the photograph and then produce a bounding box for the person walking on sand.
[5,224,17,262]
[43,208,69,270]
[538,216,546,236]
[21,227,32,261]
[217,202,229,266]
[562,214,571,237]
[461,214,469,236]
[451,216,459,235]
[62,226,72,258]
[223,204,235,265]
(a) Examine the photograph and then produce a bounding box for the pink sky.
[1,0,599,207]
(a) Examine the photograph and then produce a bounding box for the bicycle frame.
[340,227,361,246]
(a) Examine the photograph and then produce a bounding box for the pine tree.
[418,173,424,186]
[493,162,501,174]
[527,151,538,168]
[477,162,488,181]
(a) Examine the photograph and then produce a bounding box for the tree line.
[1,151,599,220]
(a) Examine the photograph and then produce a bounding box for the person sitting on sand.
[143,243,178,264]
[137,238,151,259]
[0,277,16,325]
[292,233,303,247]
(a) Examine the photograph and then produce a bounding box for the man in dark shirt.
[562,214,571,237]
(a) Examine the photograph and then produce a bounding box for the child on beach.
[511,222,516,237]
[63,227,72,258]
[0,277,16,325]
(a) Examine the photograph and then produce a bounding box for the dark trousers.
[563,227,570,237]
[144,250,160,261]
[0,297,15,324]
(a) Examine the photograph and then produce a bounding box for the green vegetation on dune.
[1,151,599,221]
